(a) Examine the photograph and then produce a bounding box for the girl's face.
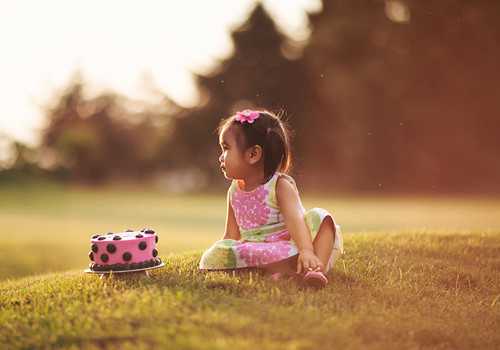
[218,126,248,180]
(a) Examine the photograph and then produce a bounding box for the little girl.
[199,109,343,288]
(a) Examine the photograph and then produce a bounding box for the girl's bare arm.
[276,177,322,272]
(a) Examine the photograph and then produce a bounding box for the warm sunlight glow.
[0,0,320,145]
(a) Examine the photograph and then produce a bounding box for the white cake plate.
[84,262,165,279]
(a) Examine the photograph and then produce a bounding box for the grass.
[1,184,500,281]
[1,232,499,349]
[1,184,499,349]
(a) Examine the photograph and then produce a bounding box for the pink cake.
[88,228,161,272]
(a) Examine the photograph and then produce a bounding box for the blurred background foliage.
[1,0,499,194]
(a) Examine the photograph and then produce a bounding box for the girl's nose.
[219,154,224,163]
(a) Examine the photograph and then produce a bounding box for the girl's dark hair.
[218,110,292,182]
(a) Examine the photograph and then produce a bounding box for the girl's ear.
[245,145,263,165]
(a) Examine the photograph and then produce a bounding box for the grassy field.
[1,184,499,349]
[1,184,500,281]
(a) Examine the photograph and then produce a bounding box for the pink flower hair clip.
[234,109,260,124]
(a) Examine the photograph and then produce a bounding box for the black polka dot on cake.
[155,235,158,243]
[135,234,143,238]
[91,244,98,253]
[113,236,122,240]
[88,252,94,261]
[107,232,114,235]
[145,229,155,234]
[123,252,132,261]
[101,254,109,262]
[91,234,100,239]
[98,237,106,241]
[106,244,117,253]
[152,249,158,257]
[138,241,147,250]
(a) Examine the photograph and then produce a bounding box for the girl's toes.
[270,272,283,281]
[303,271,328,289]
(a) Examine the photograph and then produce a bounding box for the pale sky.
[0,0,321,146]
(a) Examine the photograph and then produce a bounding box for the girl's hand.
[297,249,324,274]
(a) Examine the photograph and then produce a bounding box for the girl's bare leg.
[313,217,335,273]
[263,218,336,276]
[263,255,297,275]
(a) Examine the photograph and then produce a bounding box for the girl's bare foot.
[303,270,328,288]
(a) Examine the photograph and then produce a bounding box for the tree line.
[2,1,499,194]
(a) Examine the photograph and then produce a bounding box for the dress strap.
[276,173,299,193]
[267,172,299,209]
[228,180,237,201]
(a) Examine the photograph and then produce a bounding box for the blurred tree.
[40,74,178,183]
[30,0,500,193]
[10,142,39,173]
[302,0,500,193]
[0,134,46,183]
[161,4,311,186]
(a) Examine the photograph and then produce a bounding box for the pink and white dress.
[199,173,343,270]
